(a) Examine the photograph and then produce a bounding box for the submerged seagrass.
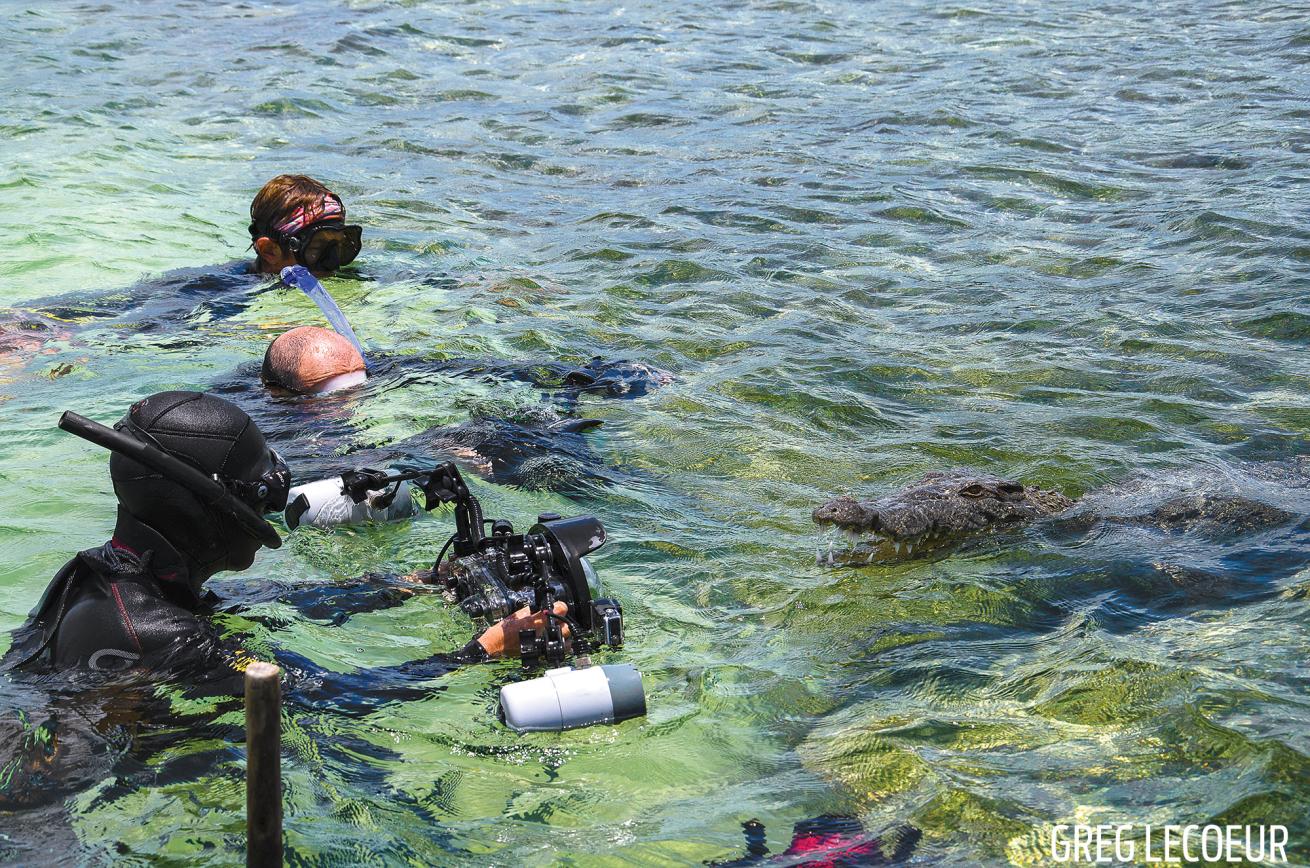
[2,0,1310,863]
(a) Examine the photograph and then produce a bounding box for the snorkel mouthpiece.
[280,265,368,365]
[57,410,283,549]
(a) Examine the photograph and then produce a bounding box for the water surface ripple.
[2,0,1310,864]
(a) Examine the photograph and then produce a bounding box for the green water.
[3,0,1310,864]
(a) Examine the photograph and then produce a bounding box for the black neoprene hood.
[110,391,279,589]
[120,391,272,478]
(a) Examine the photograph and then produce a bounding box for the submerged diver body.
[0,174,363,368]
[351,350,669,493]
[404,354,674,411]
[211,325,670,495]
[257,324,670,406]
[0,392,565,861]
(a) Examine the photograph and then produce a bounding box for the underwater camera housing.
[333,463,642,732]
[336,462,626,665]
[444,512,624,665]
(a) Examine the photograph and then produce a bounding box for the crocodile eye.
[959,484,988,498]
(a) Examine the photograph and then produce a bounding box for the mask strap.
[272,194,345,238]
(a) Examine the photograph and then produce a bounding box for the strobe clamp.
[339,464,469,511]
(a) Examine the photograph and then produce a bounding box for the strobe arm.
[354,461,483,558]
[414,463,484,556]
[339,463,469,511]
[338,468,403,503]
[414,462,470,510]
[338,466,458,506]
[337,462,485,558]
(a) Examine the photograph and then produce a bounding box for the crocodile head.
[812,471,1076,565]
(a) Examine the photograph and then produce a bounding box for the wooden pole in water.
[245,661,282,868]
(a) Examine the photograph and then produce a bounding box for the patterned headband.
[274,194,345,237]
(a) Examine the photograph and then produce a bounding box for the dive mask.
[284,221,362,273]
[225,449,292,514]
[250,192,363,274]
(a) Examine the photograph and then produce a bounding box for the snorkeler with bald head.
[260,320,670,403]
[262,326,367,395]
[239,323,671,502]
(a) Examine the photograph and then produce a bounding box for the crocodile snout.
[812,496,877,531]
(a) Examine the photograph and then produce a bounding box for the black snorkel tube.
[58,411,283,549]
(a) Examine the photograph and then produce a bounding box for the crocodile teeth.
[906,543,914,556]
[893,542,903,554]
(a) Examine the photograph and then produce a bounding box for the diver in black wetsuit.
[0,394,579,864]
[1,390,563,685]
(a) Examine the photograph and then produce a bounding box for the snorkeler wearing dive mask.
[248,175,363,278]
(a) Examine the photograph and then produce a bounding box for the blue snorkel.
[280,265,368,367]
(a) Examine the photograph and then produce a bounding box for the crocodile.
[812,469,1297,566]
